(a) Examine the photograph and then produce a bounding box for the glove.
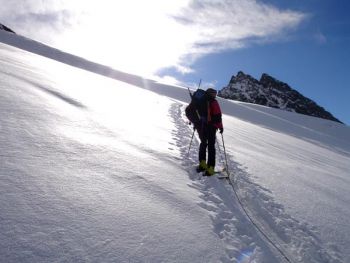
[219,128,224,134]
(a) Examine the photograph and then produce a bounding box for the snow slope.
[1,30,350,262]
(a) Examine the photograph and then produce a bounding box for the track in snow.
[169,102,342,263]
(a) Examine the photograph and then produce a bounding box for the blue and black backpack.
[185,89,208,126]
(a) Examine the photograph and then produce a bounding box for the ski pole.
[187,78,201,155]
[187,78,202,99]
[187,128,195,156]
[186,78,201,156]
[216,136,226,171]
[198,78,202,89]
[187,87,193,99]
[221,133,230,177]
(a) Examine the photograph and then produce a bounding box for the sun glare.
[56,1,191,78]
[48,0,306,81]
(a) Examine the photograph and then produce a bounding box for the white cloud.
[174,0,306,53]
[0,0,306,77]
[0,0,77,44]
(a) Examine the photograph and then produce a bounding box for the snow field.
[1,31,349,262]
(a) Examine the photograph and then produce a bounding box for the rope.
[217,136,295,263]
[184,109,294,262]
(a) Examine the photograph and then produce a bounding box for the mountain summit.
[218,71,342,123]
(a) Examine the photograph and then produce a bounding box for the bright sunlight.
[54,1,192,78]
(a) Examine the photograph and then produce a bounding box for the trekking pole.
[216,136,226,172]
[198,78,202,89]
[187,78,201,98]
[187,128,196,156]
[186,78,201,156]
[187,87,193,99]
[221,133,230,178]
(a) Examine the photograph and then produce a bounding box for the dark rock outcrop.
[218,71,342,123]
[0,23,16,34]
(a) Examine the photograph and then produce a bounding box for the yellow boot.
[205,166,215,176]
[196,160,207,173]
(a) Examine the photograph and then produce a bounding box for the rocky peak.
[260,73,278,87]
[218,71,342,123]
[230,71,259,85]
[260,73,292,93]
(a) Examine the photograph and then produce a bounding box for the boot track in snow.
[169,102,342,263]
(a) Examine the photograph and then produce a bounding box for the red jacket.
[208,99,223,129]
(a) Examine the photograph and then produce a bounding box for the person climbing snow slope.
[185,88,223,176]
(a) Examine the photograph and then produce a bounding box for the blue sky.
[158,0,350,125]
[1,0,349,124]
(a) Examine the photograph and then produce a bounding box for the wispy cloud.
[313,30,327,44]
[0,0,307,77]
[173,0,306,61]
[0,1,76,42]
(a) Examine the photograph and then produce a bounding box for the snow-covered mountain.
[1,28,350,263]
[219,71,342,123]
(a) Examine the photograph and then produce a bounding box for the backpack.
[185,89,208,126]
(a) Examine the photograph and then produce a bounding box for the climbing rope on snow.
[181,104,294,262]
[216,136,295,263]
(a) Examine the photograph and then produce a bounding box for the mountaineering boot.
[196,160,207,173]
[204,166,215,176]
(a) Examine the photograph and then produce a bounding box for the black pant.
[197,125,217,167]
